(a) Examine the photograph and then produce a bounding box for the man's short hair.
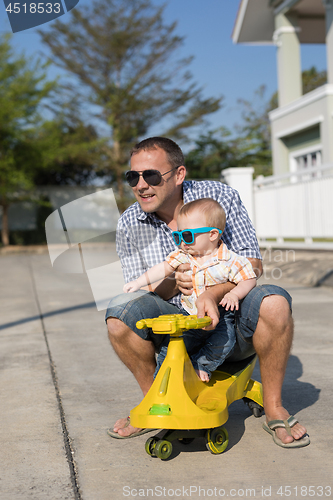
[179,198,226,232]
[130,137,185,169]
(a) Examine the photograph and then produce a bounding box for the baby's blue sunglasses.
[172,227,222,246]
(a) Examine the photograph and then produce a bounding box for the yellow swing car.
[130,314,263,460]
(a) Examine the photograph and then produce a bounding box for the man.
[105,137,309,448]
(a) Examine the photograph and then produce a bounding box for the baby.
[124,198,256,381]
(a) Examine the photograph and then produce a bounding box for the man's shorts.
[105,285,292,362]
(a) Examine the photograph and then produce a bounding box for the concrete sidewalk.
[1,246,333,500]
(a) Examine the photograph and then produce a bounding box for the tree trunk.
[1,202,10,246]
[117,168,125,202]
[112,139,126,211]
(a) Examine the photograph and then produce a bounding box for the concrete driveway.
[1,246,332,500]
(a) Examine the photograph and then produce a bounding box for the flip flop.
[263,416,310,448]
[107,417,156,439]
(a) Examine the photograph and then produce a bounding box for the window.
[289,146,322,181]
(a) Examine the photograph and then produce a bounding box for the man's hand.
[196,290,220,330]
[175,263,192,295]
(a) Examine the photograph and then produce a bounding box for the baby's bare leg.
[195,368,210,382]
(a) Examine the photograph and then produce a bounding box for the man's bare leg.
[107,317,156,437]
[253,295,307,445]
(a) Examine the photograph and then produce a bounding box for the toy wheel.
[205,426,229,454]
[154,439,173,460]
[252,406,264,417]
[178,437,194,445]
[145,437,158,456]
[243,398,264,418]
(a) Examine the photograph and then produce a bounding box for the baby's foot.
[195,369,210,382]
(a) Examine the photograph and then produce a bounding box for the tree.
[33,114,104,186]
[236,85,273,177]
[267,66,327,113]
[0,34,103,246]
[0,33,56,246]
[301,66,327,95]
[185,128,247,179]
[39,0,222,202]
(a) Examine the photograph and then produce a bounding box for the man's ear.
[176,166,187,185]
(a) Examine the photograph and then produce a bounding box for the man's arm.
[195,285,236,330]
[174,259,260,329]
[117,218,174,294]
[175,269,236,330]
[156,263,238,303]
[221,277,256,311]
[248,258,263,278]
[220,188,261,259]
[153,274,178,300]
[151,255,188,299]
[174,263,236,296]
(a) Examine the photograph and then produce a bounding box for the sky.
[0,0,328,136]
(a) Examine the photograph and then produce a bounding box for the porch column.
[323,0,333,84]
[273,13,302,107]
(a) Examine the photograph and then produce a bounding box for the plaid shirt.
[116,180,261,307]
[165,243,256,314]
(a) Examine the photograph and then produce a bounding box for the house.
[233,0,333,177]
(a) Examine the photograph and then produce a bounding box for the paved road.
[1,247,333,500]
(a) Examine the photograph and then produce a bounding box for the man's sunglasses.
[125,167,179,187]
[172,227,222,246]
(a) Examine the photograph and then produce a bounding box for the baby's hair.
[179,198,226,232]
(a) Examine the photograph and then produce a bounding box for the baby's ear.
[210,229,220,241]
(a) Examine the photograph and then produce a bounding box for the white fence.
[253,164,333,248]
[2,167,333,250]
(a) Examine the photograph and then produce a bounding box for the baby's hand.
[123,281,140,293]
[221,292,239,311]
